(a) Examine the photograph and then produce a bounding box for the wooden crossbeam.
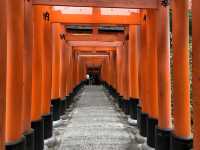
[73,46,115,51]
[68,41,122,47]
[32,0,158,9]
[52,11,141,25]
[66,34,125,42]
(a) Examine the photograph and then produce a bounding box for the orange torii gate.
[51,10,141,25]
[193,1,200,150]
[32,0,158,8]
[0,0,199,150]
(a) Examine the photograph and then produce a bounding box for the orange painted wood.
[122,41,129,99]
[41,6,53,115]
[128,25,139,99]
[51,11,141,25]
[72,50,77,87]
[73,46,115,52]
[110,51,117,88]
[139,10,149,113]
[32,0,158,9]
[146,9,159,119]
[193,0,200,149]
[68,41,122,47]
[6,0,24,142]
[68,46,74,93]
[65,43,71,95]
[31,6,44,121]
[59,38,68,98]
[172,0,191,138]
[65,34,125,42]
[157,6,171,129]
[22,0,33,132]
[32,6,44,121]
[0,0,6,148]
[51,23,62,99]
[116,46,123,95]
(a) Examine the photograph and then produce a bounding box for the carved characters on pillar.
[43,11,50,21]
[161,0,170,7]
[60,33,65,40]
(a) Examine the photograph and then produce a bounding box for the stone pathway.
[56,86,144,150]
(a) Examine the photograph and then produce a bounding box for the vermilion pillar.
[123,41,129,100]
[122,41,129,114]
[68,46,73,93]
[171,0,193,149]
[22,0,34,149]
[193,0,200,149]
[65,44,71,96]
[128,25,140,120]
[51,23,62,121]
[59,31,67,115]
[6,0,25,149]
[128,25,139,100]
[146,9,159,147]
[110,51,117,88]
[52,23,61,100]
[59,33,67,99]
[0,0,6,149]
[140,10,149,115]
[138,10,149,137]
[42,6,53,140]
[156,4,172,150]
[32,6,44,150]
[23,0,33,133]
[116,47,123,95]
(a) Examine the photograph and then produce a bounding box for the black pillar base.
[118,96,123,109]
[170,134,193,150]
[129,98,139,120]
[137,105,142,129]
[123,100,129,115]
[31,118,44,150]
[60,98,66,116]
[147,117,158,148]
[6,136,26,150]
[140,112,148,137]
[24,129,35,150]
[69,93,74,104]
[51,98,61,121]
[155,127,172,150]
[65,96,70,109]
[42,113,53,139]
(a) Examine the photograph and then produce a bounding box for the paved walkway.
[55,86,144,150]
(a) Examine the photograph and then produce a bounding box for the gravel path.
[59,86,139,150]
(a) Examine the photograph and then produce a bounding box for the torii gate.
[0,0,199,150]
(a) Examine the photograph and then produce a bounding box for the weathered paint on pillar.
[52,23,61,99]
[22,0,33,132]
[128,25,139,99]
[110,51,117,88]
[59,33,67,98]
[0,0,6,148]
[6,0,24,141]
[172,0,191,138]
[140,10,149,113]
[31,6,44,121]
[146,9,158,119]
[157,5,171,129]
[193,0,200,149]
[122,28,129,99]
[42,6,53,115]
[65,43,71,95]
[116,47,123,95]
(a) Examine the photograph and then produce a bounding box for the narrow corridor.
[57,86,140,150]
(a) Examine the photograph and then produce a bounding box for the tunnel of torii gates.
[0,0,199,150]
